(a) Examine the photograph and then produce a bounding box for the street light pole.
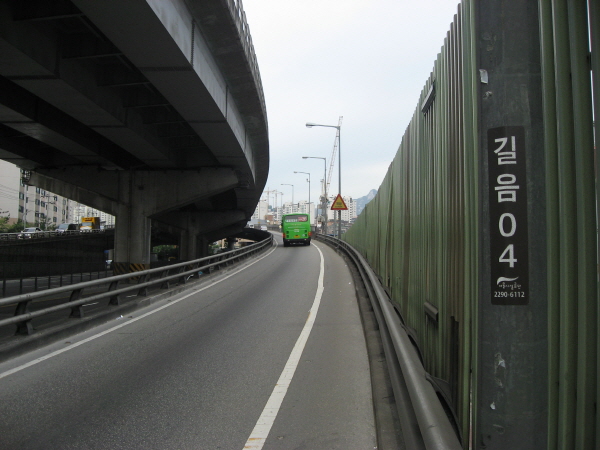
[294,171,311,220]
[281,184,294,212]
[302,156,327,234]
[306,119,342,238]
[273,191,283,223]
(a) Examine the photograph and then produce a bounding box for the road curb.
[332,246,405,449]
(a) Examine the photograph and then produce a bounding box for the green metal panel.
[344,3,478,445]
[538,0,560,448]
[567,2,597,447]
[344,1,598,447]
[459,2,479,440]
[553,3,579,446]
[541,0,598,448]
[590,1,600,447]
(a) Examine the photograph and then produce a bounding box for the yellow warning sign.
[331,194,348,210]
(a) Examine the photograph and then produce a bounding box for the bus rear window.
[284,215,308,223]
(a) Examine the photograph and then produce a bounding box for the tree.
[37,217,56,231]
[151,245,179,261]
[0,215,9,233]
[8,221,26,233]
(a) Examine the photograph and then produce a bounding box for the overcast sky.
[242,0,461,206]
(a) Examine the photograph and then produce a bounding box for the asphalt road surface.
[0,235,377,449]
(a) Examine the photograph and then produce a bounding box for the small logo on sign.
[497,277,519,285]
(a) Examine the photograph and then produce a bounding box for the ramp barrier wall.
[343,1,600,448]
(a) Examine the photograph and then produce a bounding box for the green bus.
[281,213,311,247]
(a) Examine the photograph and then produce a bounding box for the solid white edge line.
[243,243,325,450]
[0,241,279,381]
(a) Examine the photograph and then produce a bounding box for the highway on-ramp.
[0,235,376,449]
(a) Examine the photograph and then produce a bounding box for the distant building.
[277,201,315,218]
[249,194,356,228]
[254,199,315,225]
[0,161,21,224]
[251,198,269,222]
[296,200,315,218]
[0,160,114,228]
[72,204,115,226]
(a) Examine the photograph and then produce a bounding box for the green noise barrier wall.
[343,1,600,448]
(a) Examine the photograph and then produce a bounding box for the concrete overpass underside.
[0,0,269,270]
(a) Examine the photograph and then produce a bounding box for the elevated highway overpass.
[0,0,269,271]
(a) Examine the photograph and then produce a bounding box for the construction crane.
[311,116,342,235]
[262,189,279,210]
[325,116,343,196]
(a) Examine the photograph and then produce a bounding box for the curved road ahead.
[0,235,376,449]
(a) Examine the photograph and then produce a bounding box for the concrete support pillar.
[159,210,247,261]
[32,167,240,274]
[32,167,248,273]
[179,229,200,261]
[198,237,209,258]
[114,209,151,272]
[226,237,237,250]
[113,178,152,274]
[178,234,216,260]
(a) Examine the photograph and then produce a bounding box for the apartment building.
[250,198,269,222]
[0,160,114,228]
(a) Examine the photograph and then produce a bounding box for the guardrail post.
[160,269,171,289]
[108,280,121,305]
[186,263,201,282]
[178,266,187,285]
[2,262,6,297]
[137,273,150,297]
[69,288,84,318]
[14,300,33,335]
[19,263,23,295]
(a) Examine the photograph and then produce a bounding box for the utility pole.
[476,2,547,448]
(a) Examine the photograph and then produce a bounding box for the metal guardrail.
[316,234,462,450]
[0,227,114,241]
[0,236,273,336]
[1,261,112,297]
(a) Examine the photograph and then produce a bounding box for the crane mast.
[325,116,343,197]
[262,189,279,211]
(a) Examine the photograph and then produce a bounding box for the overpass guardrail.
[0,227,113,241]
[1,261,112,298]
[316,234,462,450]
[0,235,273,337]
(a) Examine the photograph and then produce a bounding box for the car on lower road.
[56,223,79,233]
[18,227,43,239]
